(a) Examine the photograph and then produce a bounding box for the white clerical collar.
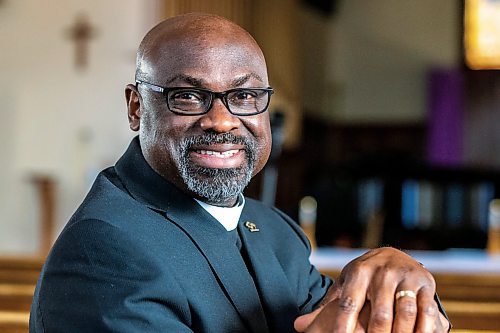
[194,195,245,231]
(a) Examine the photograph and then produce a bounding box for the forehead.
[141,32,268,87]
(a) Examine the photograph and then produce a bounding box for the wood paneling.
[164,0,253,30]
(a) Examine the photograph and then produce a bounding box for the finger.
[305,299,371,333]
[365,268,397,333]
[437,311,450,333]
[329,269,369,332]
[354,302,370,333]
[414,286,439,333]
[303,263,369,332]
[392,289,418,333]
[303,298,358,333]
[301,301,340,332]
[294,282,342,332]
[294,307,322,332]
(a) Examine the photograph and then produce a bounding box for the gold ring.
[395,290,417,300]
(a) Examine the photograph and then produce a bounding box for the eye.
[170,90,204,102]
[168,89,209,112]
[231,90,258,101]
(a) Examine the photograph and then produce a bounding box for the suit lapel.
[114,138,269,332]
[238,207,299,333]
[165,198,269,333]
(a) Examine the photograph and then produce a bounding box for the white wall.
[300,0,460,123]
[0,0,163,254]
[0,0,465,254]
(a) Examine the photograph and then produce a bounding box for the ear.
[125,84,141,131]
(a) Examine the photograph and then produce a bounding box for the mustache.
[182,132,250,148]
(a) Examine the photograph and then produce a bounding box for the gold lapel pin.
[244,221,260,232]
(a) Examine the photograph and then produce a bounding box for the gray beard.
[177,132,257,205]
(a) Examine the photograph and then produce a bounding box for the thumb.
[294,307,322,332]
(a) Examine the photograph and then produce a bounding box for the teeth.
[197,149,239,158]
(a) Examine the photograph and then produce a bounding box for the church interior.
[1,0,500,331]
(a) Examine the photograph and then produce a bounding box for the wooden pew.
[0,284,34,312]
[442,300,500,331]
[454,331,500,333]
[0,257,43,285]
[0,257,43,333]
[433,272,500,303]
[2,255,500,332]
[0,256,43,312]
[433,272,500,330]
[0,311,30,333]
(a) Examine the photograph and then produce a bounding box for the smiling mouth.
[189,146,246,169]
[181,132,251,170]
[194,149,241,158]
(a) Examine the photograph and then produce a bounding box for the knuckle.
[379,265,398,280]
[346,259,365,275]
[420,269,436,288]
[423,303,438,316]
[398,301,418,317]
[371,308,393,327]
[338,296,358,313]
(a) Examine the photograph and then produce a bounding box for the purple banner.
[426,68,464,166]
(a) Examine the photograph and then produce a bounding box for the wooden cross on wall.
[66,13,98,70]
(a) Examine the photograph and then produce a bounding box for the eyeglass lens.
[167,89,269,115]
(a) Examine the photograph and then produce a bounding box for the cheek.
[255,133,272,173]
[140,108,183,143]
[139,110,181,165]
[246,117,272,174]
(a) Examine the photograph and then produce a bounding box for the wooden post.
[31,176,56,255]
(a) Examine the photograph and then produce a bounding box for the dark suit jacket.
[30,137,331,333]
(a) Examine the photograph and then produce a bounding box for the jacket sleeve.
[30,219,194,333]
[270,207,333,314]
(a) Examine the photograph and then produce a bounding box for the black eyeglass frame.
[135,80,274,116]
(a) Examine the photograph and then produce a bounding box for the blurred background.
[1,0,500,255]
[2,2,500,331]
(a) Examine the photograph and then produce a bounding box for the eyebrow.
[231,73,264,87]
[164,73,264,88]
[165,74,204,87]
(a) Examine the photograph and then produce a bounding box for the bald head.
[135,13,267,83]
[126,13,272,206]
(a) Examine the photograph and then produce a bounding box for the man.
[30,13,449,332]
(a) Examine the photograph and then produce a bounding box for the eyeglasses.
[136,80,274,116]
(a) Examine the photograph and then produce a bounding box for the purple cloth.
[426,68,464,166]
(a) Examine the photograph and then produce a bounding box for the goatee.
[178,132,257,205]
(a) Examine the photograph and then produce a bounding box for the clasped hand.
[295,247,450,333]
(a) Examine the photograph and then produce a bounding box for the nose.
[199,98,240,133]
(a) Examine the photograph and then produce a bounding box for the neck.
[198,194,241,207]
